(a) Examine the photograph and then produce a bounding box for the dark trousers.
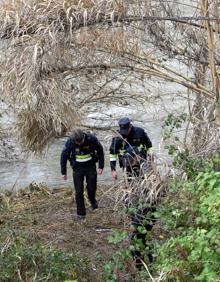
[73,164,97,216]
[123,165,141,207]
[131,206,156,269]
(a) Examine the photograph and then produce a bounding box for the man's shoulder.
[133,126,145,134]
[62,137,74,151]
[110,130,121,139]
[66,136,75,146]
[86,132,100,144]
[112,131,123,141]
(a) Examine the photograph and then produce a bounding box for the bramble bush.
[103,153,220,281]
[154,155,220,281]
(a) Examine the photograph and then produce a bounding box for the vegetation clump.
[102,155,220,281]
[0,228,88,282]
[154,155,220,281]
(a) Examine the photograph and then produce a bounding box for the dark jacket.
[60,133,104,175]
[109,126,152,171]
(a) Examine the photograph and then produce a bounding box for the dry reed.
[0,0,220,155]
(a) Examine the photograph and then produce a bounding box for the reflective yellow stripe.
[75,154,92,162]
[119,145,146,156]
[110,154,117,161]
[75,154,91,159]
[119,149,126,155]
[76,157,92,162]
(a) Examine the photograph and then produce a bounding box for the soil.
[0,183,127,281]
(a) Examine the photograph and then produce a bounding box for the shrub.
[0,229,89,282]
[154,156,220,281]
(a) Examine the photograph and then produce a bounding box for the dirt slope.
[0,184,125,281]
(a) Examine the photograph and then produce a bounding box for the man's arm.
[109,137,123,182]
[143,130,152,149]
[60,138,72,177]
[109,137,119,172]
[93,136,104,171]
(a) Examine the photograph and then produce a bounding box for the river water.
[0,0,196,191]
[0,90,188,192]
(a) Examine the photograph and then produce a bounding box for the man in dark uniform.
[61,129,104,219]
[109,117,154,268]
[109,117,152,180]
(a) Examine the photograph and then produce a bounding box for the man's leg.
[85,165,98,209]
[131,206,156,269]
[73,170,86,216]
